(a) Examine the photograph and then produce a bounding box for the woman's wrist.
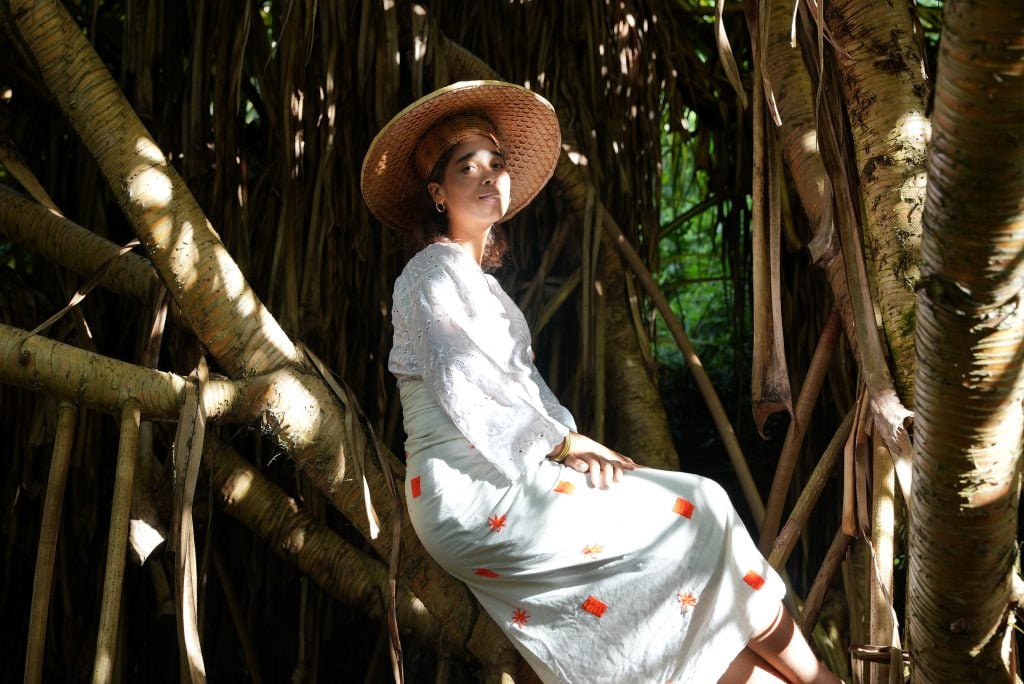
[549,433,573,463]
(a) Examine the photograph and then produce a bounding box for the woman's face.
[428,134,511,234]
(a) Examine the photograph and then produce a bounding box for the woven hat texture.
[360,80,561,232]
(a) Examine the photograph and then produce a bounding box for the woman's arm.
[403,253,573,481]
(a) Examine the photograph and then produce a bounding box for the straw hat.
[360,80,561,232]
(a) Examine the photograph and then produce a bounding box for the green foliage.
[654,111,747,392]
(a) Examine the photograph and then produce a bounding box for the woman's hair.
[408,144,509,272]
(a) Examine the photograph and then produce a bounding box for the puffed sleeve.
[408,258,572,482]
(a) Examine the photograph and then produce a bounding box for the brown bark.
[4,1,300,374]
[2,0,507,664]
[203,435,441,648]
[0,185,160,306]
[909,1,1024,680]
[825,0,930,404]
[808,19,913,485]
[758,0,856,355]
[750,71,793,435]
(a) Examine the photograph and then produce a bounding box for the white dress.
[390,242,785,683]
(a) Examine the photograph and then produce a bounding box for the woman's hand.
[552,432,638,489]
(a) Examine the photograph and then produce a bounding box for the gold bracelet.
[551,433,573,463]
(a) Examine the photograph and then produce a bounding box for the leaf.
[716,0,748,109]
[172,357,209,684]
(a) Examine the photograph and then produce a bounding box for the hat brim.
[361,81,561,232]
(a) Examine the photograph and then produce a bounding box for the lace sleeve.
[494,283,577,432]
[529,363,577,432]
[408,258,571,482]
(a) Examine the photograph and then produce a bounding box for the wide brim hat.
[361,80,561,232]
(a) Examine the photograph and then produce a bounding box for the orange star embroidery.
[743,570,766,590]
[512,608,530,627]
[582,595,608,618]
[672,497,695,519]
[553,480,575,495]
[475,568,500,578]
[410,476,422,498]
[582,544,604,557]
[487,514,508,532]
[677,592,698,610]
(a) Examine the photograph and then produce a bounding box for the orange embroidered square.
[410,476,422,498]
[743,570,766,590]
[582,595,608,618]
[553,480,575,495]
[673,497,695,518]
[474,568,500,578]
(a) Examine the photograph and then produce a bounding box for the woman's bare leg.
[745,603,841,684]
[718,646,788,683]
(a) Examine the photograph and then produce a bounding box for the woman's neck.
[446,224,491,265]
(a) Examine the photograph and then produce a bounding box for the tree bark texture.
[0,185,161,306]
[909,2,1024,681]
[2,0,508,665]
[203,435,441,649]
[758,0,857,355]
[825,0,931,404]
[4,0,300,375]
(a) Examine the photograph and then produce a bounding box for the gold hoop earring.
[434,201,446,214]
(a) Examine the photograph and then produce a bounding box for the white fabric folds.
[390,242,785,682]
[390,242,575,481]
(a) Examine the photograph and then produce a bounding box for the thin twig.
[761,309,842,551]
[92,401,141,684]
[769,404,854,569]
[172,358,209,683]
[801,528,854,635]
[24,401,77,684]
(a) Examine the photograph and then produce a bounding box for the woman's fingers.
[616,454,637,468]
[568,454,627,488]
[603,459,616,486]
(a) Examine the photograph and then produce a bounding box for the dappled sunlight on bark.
[909,1,1024,679]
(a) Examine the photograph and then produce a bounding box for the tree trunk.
[909,1,1024,680]
[1,0,508,665]
[825,0,930,403]
[0,185,160,305]
[203,435,441,648]
[758,0,856,355]
[599,238,680,470]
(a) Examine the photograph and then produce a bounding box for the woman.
[361,81,839,684]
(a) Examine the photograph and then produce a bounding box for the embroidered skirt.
[400,380,785,683]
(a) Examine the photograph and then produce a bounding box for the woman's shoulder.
[393,242,470,295]
[399,242,469,281]
[410,241,463,267]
